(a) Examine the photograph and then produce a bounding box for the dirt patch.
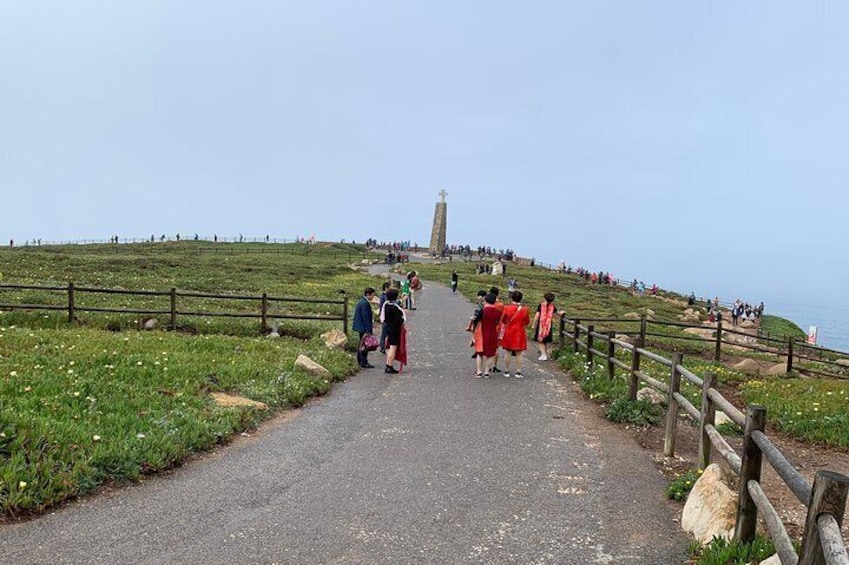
[631,402,849,544]
[211,392,268,410]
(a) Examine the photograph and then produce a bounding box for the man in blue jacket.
[352,287,376,368]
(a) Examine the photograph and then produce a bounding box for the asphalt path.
[0,273,689,564]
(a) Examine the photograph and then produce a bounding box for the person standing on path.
[382,288,407,374]
[500,291,530,378]
[451,269,458,293]
[352,287,376,368]
[477,294,501,378]
[409,271,422,310]
[378,281,391,354]
[467,290,488,372]
[489,286,506,374]
[531,292,564,361]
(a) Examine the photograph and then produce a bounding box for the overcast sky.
[2,1,847,316]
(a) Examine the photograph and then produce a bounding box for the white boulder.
[682,463,737,544]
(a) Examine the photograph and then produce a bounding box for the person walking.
[531,292,563,361]
[352,287,376,368]
[500,291,530,378]
[382,288,407,374]
[451,269,458,293]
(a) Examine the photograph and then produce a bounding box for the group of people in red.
[466,287,564,379]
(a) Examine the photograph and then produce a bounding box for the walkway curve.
[0,271,689,564]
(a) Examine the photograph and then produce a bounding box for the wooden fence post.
[664,352,684,457]
[628,340,642,402]
[170,288,177,330]
[586,325,595,366]
[639,314,647,347]
[67,282,75,323]
[698,372,717,470]
[261,293,268,332]
[799,470,849,565]
[607,331,616,380]
[573,319,581,353]
[342,295,349,334]
[715,320,723,362]
[734,405,767,543]
[559,316,565,349]
[787,337,795,374]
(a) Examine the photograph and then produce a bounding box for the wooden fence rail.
[560,318,849,564]
[0,283,349,334]
[559,315,849,380]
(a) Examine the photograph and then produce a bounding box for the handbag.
[361,334,380,352]
[499,306,522,341]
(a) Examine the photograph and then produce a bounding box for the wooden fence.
[561,317,849,564]
[0,283,349,334]
[561,315,849,380]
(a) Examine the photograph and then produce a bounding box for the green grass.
[0,242,380,517]
[758,314,806,342]
[688,535,779,565]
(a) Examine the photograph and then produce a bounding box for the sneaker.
[514,372,525,379]
[538,354,548,361]
[491,366,501,373]
[483,373,490,379]
[361,363,375,369]
[503,372,511,378]
[385,366,399,374]
[474,371,483,379]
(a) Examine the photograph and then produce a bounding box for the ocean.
[768,299,849,353]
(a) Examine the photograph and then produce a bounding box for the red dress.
[480,304,501,357]
[500,304,530,352]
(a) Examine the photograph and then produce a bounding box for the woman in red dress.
[478,294,502,377]
[500,291,530,378]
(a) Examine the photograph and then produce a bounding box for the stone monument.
[428,189,448,256]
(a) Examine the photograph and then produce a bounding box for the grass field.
[0,242,381,517]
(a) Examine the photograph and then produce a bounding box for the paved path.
[0,273,689,564]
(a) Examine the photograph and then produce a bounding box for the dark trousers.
[357,332,369,366]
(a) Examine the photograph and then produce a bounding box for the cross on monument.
[439,189,448,203]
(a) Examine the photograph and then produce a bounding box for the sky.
[2,1,848,330]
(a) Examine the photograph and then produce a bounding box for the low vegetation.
[0,242,379,517]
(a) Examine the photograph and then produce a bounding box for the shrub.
[688,534,777,565]
[667,468,702,501]
[605,397,661,426]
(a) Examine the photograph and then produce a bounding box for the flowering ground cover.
[0,242,380,518]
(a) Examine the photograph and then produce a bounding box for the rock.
[623,312,641,320]
[644,309,656,317]
[614,334,632,345]
[767,362,788,376]
[321,329,348,349]
[715,411,735,427]
[752,554,781,565]
[266,331,280,338]
[684,327,714,339]
[836,359,849,367]
[142,318,158,330]
[636,387,665,405]
[739,319,755,329]
[295,354,332,379]
[684,308,695,316]
[733,359,761,374]
[211,392,268,410]
[360,259,370,265]
[682,464,737,544]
